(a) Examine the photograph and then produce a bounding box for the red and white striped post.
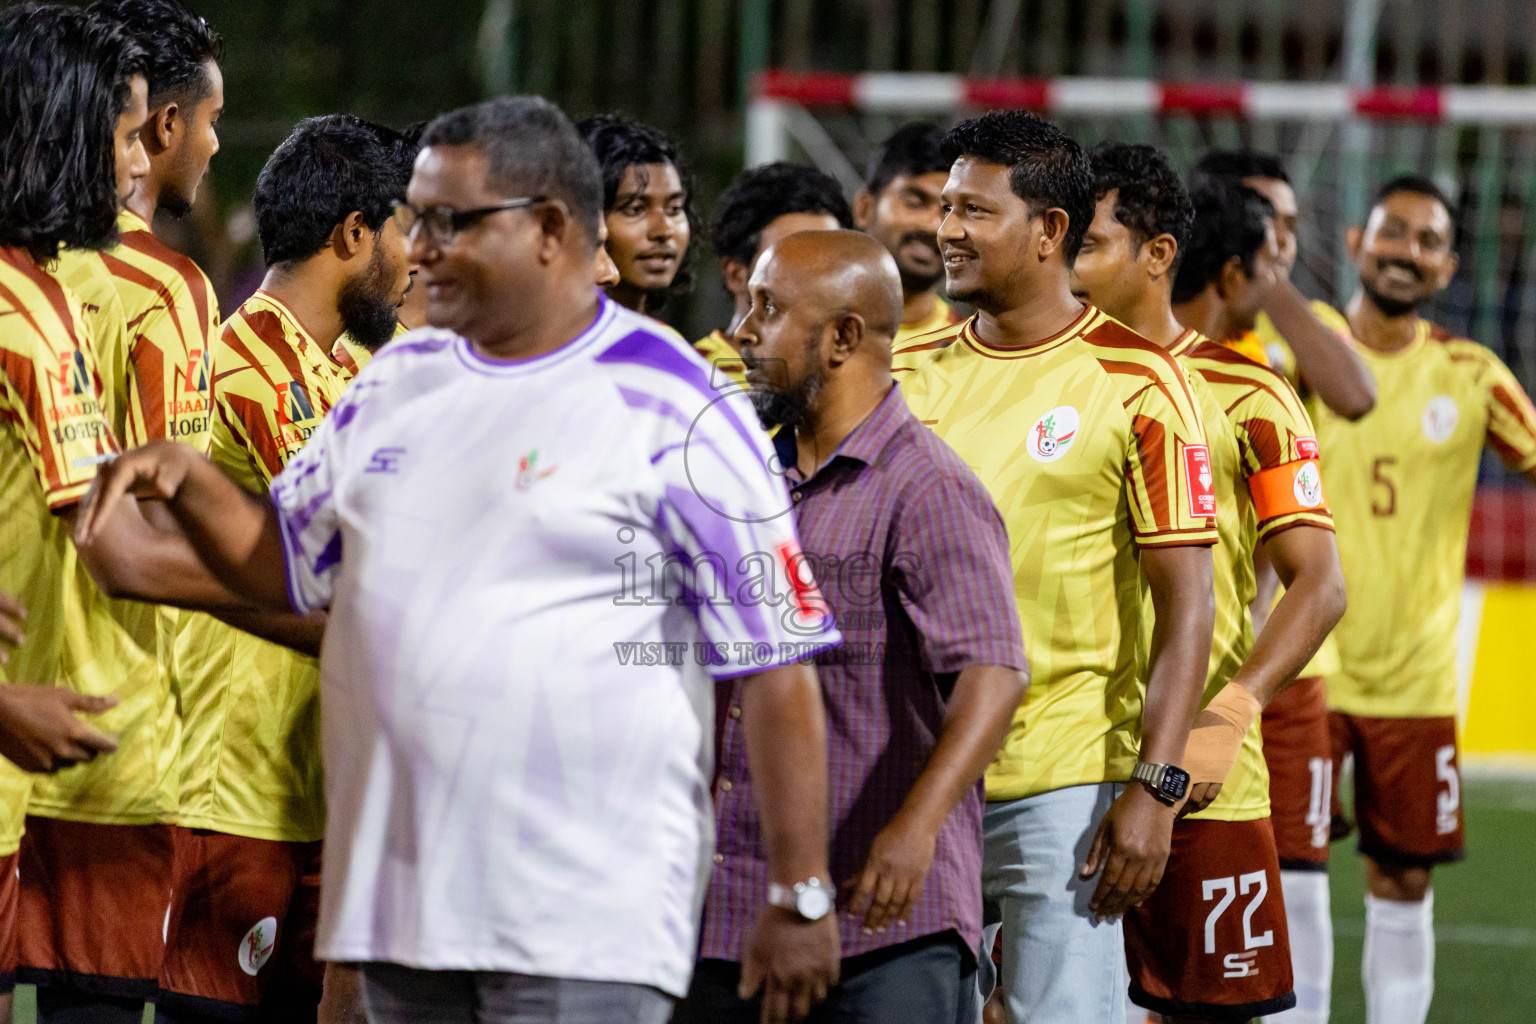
[747,70,1536,165]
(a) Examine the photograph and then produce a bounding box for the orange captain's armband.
[1248,458,1328,520]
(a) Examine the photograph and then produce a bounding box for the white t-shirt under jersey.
[271,296,839,996]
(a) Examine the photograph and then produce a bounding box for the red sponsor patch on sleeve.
[776,540,828,620]
[1296,436,1320,460]
[1183,444,1217,519]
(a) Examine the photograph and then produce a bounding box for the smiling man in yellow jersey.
[701,162,854,388]
[853,123,966,346]
[1075,145,1347,1024]
[122,117,413,1024]
[1308,177,1536,1024]
[892,112,1217,1024]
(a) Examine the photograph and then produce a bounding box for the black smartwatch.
[1131,762,1190,805]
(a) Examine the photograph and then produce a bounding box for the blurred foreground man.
[77,96,843,1024]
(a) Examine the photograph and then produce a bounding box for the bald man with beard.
[678,230,1028,1024]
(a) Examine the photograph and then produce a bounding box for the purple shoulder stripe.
[597,329,765,461]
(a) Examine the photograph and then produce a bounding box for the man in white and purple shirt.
[76,96,843,1024]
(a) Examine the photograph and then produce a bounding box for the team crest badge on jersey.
[1184,444,1216,518]
[237,916,278,977]
[1422,395,1459,443]
[1028,406,1079,462]
[1292,461,1324,508]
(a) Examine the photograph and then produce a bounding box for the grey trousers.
[361,963,675,1024]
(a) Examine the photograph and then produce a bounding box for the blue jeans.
[979,782,1127,1024]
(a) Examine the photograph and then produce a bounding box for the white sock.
[1261,870,1333,1024]
[1362,891,1435,1024]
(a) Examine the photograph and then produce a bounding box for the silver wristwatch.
[766,877,834,921]
[1131,761,1191,805]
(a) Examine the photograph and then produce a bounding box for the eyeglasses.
[392,195,547,246]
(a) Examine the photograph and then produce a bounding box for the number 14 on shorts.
[1203,871,1274,978]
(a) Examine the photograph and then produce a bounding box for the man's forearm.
[212,608,326,657]
[1237,528,1347,705]
[168,456,293,610]
[739,661,831,884]
[1264,282,1376,419]
[71,498,247,612]
[893,664,1024,832]
[1140,548,1215,765]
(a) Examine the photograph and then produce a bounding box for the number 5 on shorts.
[1436,744,1460,835]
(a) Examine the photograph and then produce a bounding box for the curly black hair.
[0,3,149,263]
[254,114,416,268]
[940,109,1094,263]
[89,0,221,109]
[1190,149,1291,189]
[1171,179,1276,305]
[709,162,853,267]
[1088,142,1194,276]
[865,122,950,195]
[577,112,701,308]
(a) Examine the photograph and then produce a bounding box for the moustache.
[1377,257,1425,281]
[899,231,940,254]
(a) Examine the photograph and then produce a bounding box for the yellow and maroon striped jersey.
[172,291,357,841]
[0,247,118,847]
[1169,330,1332,822]
[68,210,218,450]
[893,307,1218,800]
[35,214,220,825]
[1311,306,1536,718]
[54,250,131,440]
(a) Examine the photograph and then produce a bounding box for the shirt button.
[728,706,742,719]
[720,780,733,792]
[713,853,724,865]
[791,490,803,503]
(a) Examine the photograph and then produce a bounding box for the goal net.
[746,70,1536,579]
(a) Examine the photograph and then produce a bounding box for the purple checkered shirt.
[698,383,1026,963]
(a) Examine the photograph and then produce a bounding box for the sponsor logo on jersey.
[237,916,278,977]
[515,449,558,490]
[1028,405,1079,463]
[1293,461,1324,508]
[1184,444,1216,518]
[276,381,317,428]
[365,446,407,474]
[1296,436,1319,460]
[180,347,209,393]
[1422,395,1458,443]
[53,350,92,398]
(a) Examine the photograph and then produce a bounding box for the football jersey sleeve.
[4,324,117,509]
[1122,362,1219,548]
[269,404,345,614]
[1229,373,1335,540]
[1476,346,1536,473]
[646,387,840,677]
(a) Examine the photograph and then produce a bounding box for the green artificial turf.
[9,776,1533,1023]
